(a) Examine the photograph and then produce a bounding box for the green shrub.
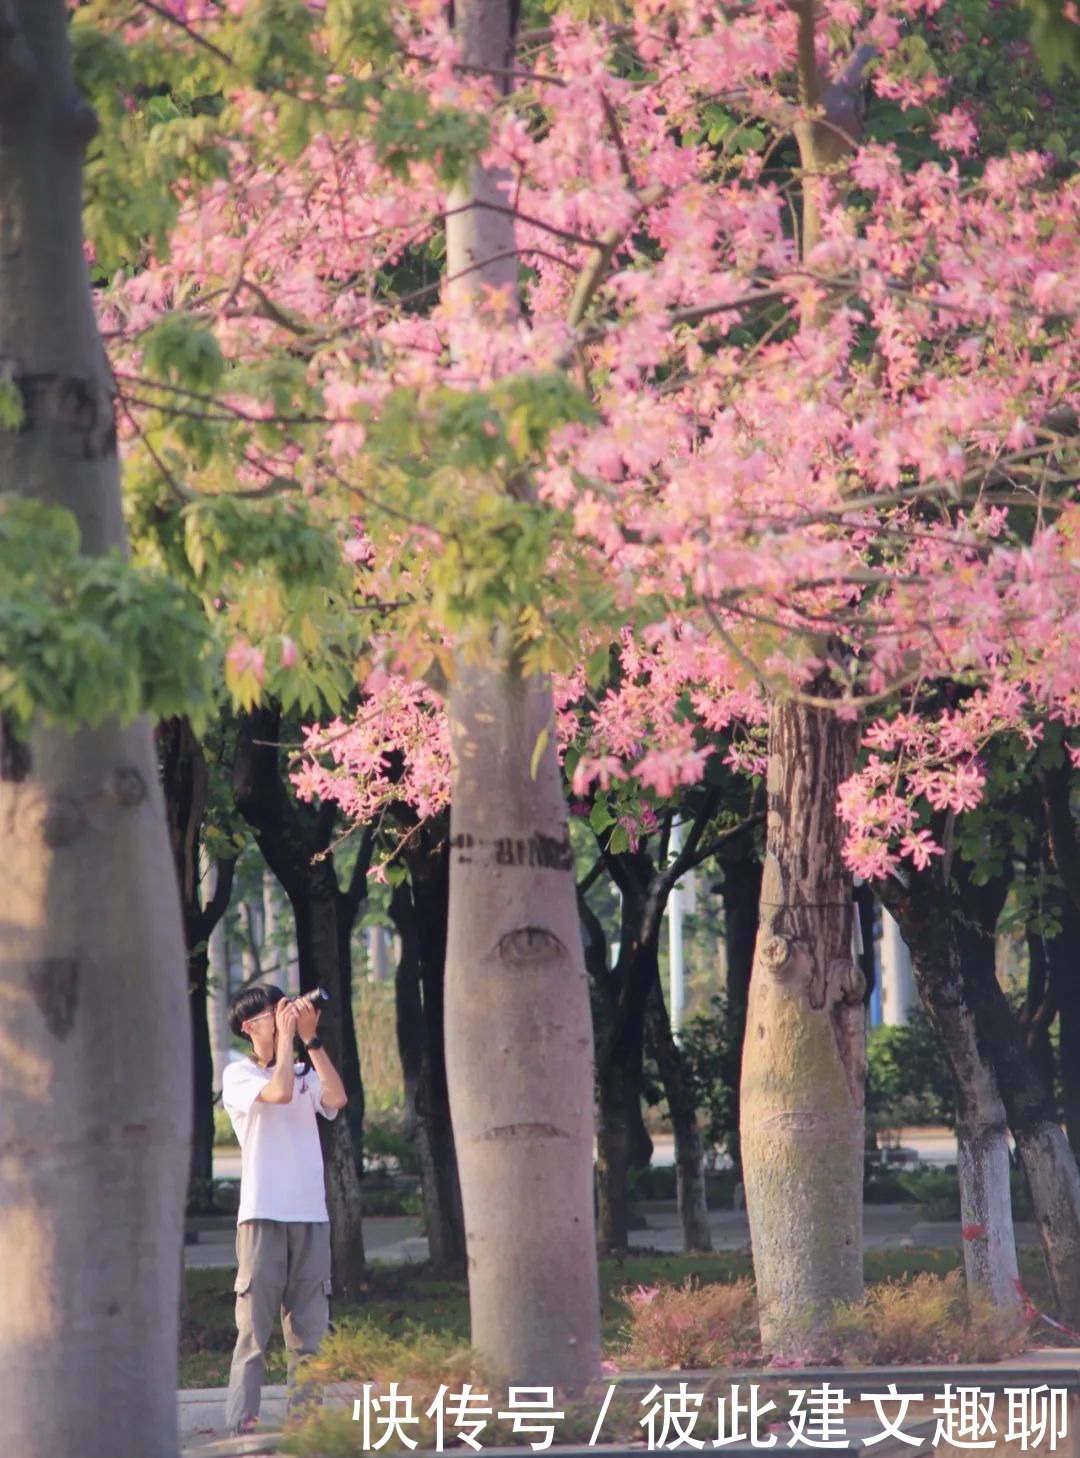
[629,1164,740,1209]
[898,1169,961,1219]
[864,1170,920,1204]
[867,1013,955,1133]
[675,995,739,1162]
[361,1182,424,1218]
[214,1106,239,1148]
[364,1119,420,1176]
[185,1176,240,1216]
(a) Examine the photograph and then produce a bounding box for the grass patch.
[181,1246,1057,1389]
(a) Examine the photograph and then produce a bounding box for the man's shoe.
[230,1416,259,1436]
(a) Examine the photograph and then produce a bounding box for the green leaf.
[0,379,25,432]
[530,725,550,781]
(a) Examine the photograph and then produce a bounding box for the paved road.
[211,1126,960,1189]
[200,1126,965,1269]
[188,1202,1036,1271]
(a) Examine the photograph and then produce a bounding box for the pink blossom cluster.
[100,2,1080,878]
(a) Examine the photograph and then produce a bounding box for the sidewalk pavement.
[186,1204,1041,1270]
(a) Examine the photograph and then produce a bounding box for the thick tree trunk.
[646,974,712,1251]
[0,8,190,1455]
[740,698,864,1358]
[445,662,601,1390]
[234,707,367,1293]
[442,0,600,1392]
[880,877,1021,1311]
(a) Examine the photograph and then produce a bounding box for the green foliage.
[898,1165,1036,1221]
[213,1107,239,1149]
[360,1182,424,1218]
[371,87,492,185]
[142,314,225,394]
[1022,0,1080,79]
[0,498,211,732]
[0,379,26,431]
[867,1011,956,1132]
[364,1120,420,1177]
[356,373,616,675]
[897,1168,962,1219]
[73,11,230,271]
[929,0,1080,162]
[675,994,740,1160]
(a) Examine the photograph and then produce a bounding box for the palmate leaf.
[0,499,212,733]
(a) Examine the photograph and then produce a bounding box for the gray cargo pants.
[224,1218,332,1432]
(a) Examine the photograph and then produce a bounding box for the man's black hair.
[229,983,286,1042]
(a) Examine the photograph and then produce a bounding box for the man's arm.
[296,1002,348,1111]
[258,1000,300,1104]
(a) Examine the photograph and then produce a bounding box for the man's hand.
[295,998,321,1046]
[274,997,300,1051]
[258,999,299,1104]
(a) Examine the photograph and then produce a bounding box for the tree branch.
[691,810,766,871]
[340,825,376,922]
[139,0,235,66]
[793,0,822,109]
[576,855,606,897]
[193,855,237,946]
[1042,763,1080,914]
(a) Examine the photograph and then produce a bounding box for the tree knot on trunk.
[13,370,117,460]
[25,956,80,1040]
[761,933,793,975]
[102,766,146,808]
[19,790,86,848]
[495,925,566,966]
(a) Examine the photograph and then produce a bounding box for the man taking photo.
[222,984,348,1438]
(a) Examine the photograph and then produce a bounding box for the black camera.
[291,986,331,1010]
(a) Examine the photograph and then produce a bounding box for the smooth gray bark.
[0,7,190,1454]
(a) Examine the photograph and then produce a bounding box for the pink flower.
[226,640,266,684]
[628,1285,660,1308]
[281,635,298,668]
[934,109,978,157]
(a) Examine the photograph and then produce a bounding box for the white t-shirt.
[222,1058,339,1225]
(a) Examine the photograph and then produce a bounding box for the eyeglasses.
[245,1010,275,1027]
